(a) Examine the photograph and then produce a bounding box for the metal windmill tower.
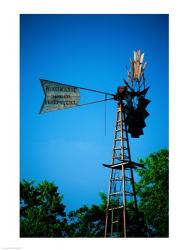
[103,50,150,237]
[40,49,150,238]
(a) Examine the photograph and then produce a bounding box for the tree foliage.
[20,149,169,237]
[67,192,106,237]
[20,180,67,237]
[136,149,169,237]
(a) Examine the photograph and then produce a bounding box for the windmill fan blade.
[140,53,144,63]
[134,51,137,61]
[143,61,147,70]
[123,79,134,91]
[138,97,151,108]
[142,110,149,119]
[129,127,144,138]
[139,86,150,96]
[137,49,141,61]
[138,64,142,80]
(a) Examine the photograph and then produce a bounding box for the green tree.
[67,192,106,237]
[136,149,169,237]
[20,180,67,237]
[20,149,168,238]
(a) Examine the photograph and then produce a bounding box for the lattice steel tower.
[103,50,150,237]
[103,101,142,237]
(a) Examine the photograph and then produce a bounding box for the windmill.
[40,50,150,237]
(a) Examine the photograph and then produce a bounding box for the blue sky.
[20,14,168,211]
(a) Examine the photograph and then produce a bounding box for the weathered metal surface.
[128,50,147,83]
[40,79,80,113]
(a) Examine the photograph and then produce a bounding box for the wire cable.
[104,94,107,136]
[59,97,114,110]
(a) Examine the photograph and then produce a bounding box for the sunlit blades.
[131,49,146,82]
